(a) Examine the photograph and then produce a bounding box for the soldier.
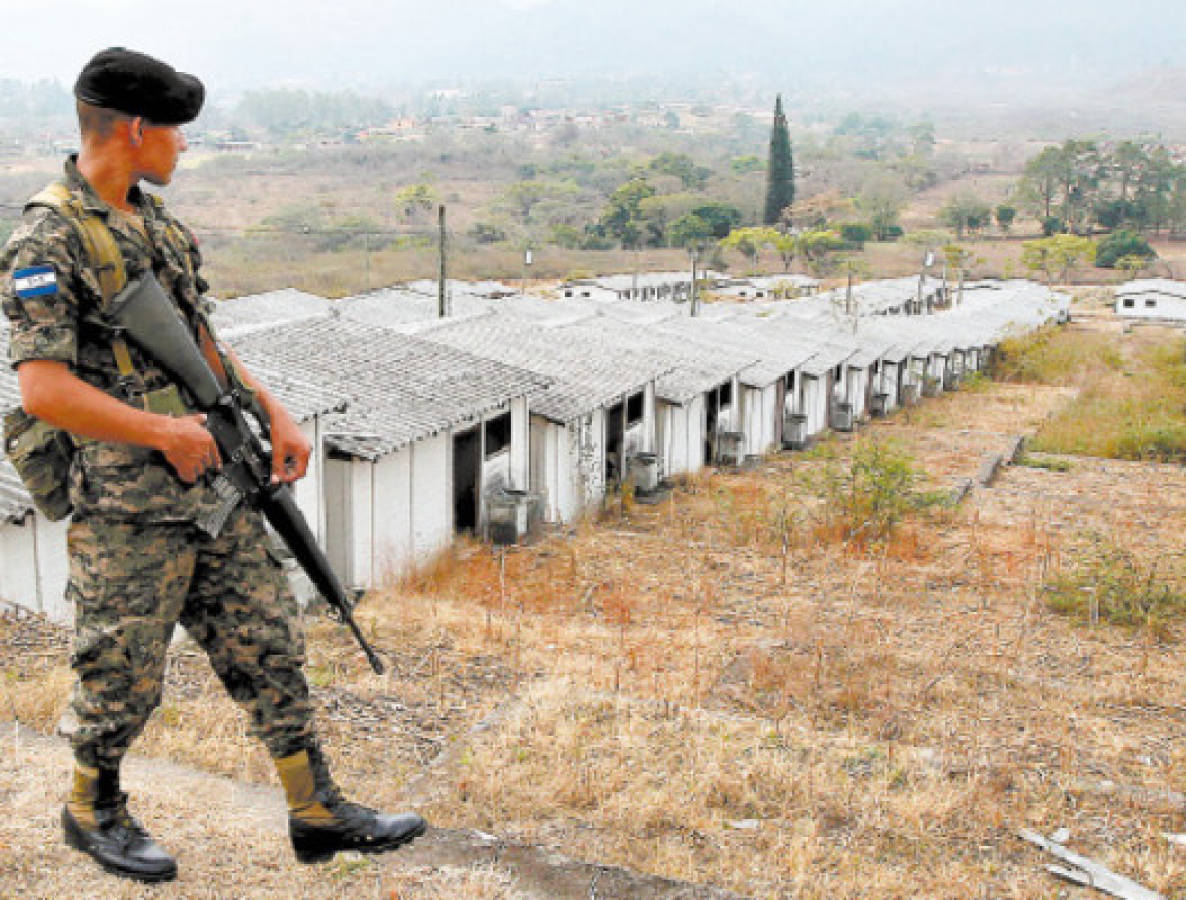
[1,48,425,883]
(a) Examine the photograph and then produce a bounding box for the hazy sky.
[2,0,1184,99]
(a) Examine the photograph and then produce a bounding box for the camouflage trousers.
[66,505,315,770]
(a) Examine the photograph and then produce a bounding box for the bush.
[1041,216,1067,236]
[469,221,508,244]
[1095,229,1156,269]
[1043,533,1186,640]
[803,439,936,545]
[839,222,873,245]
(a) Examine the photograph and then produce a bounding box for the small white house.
[232,316,548,586]
[554,316,753,479]
[1114,279,1186,321]
[417,314,666,524]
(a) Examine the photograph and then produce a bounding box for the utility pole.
[690,246,699,317]
[363,231,371,292]
[438,204,447,318]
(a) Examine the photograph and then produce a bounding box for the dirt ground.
[2,311,1186,898]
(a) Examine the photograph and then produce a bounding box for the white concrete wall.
[879,361,901,410]
[370,448,412,585]
[509,397,529,490]
[290,419,323,544]
[0,515,70,623]
[574,409,607,513]
[1115,293,1186,319]
[660,396,705,478]
[743,384,779,455]
[412,432,450,563]
[848,367,870,419]
[802,374,829,436]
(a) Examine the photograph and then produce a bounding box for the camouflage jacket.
[1,156,222,523]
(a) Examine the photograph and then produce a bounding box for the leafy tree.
[1095,230,1156,269]
[1017,145,1066,221]
[857,173,908,240]
[598,177,657,248]
[995,205,1016,234]
[763,94,795,226]
[1041,215,1067,236]
[669,213,714,248]
[648,152,712,190]
[772,231,797,272]
[1020,234,1096,284]
[721,226,781,274]
[939,193,992,238]
[840,222,873,245]
[796,229,846,276]
[730,155,764,175]
[395,182,439,219]
[691,202,743,239]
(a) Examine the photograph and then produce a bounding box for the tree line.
[1015,139,1186,237]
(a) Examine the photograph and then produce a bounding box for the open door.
[605,401,624,485]
[453,426,481,533]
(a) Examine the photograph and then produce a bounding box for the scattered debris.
[1018,828,1164,900]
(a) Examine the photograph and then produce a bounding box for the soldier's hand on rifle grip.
[159,413,221,484]
[269,414,311,484]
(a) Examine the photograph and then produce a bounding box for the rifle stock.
[107,274,386,674]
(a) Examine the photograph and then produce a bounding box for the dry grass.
[998,323,1186,461]
[4,315,1186,896]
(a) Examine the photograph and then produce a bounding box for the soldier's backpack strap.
[26,182,142,399]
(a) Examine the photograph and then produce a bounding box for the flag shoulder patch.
[13,265,57,299]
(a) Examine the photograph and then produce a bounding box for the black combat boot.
[275,744,426,864]
[61,764,177,883]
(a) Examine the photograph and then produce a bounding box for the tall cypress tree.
[763,94,795,226]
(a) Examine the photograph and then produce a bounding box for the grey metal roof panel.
[336,288,492,331]
[656,316,817,388]
[229,316,550,459]
[545,317,755,404]
[417,313,669,423]
[208,289,331,337]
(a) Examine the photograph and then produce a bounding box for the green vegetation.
[1016,139,1186,236]
[992,326,1186,462]
[1094,229,1156,269]
[1043,533,1186,639]
[990,325,1121,384]
[801,439,939,545]
[763,94,795,226]
[1015,453,1072,473]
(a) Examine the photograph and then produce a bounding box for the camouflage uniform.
[2,157,315,769]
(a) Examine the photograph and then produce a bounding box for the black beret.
[74,47,204,126]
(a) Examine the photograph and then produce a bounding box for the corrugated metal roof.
[336,287,493,332]
[656,316,819,388]
[417,313,670,423]
[1115,278,1186,299]
[229,316,550,460]
[543,316,754,404]
[209,288,331,338]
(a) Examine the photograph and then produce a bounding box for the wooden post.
[438,205,447,318]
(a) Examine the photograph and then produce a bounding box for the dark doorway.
[605,401,624,484]
[453,426,481,533]
[705,387,720,463]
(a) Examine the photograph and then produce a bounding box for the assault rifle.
[106,273,386,674]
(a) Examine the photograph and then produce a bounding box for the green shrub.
[1095,229,1156,269]
[804,439,935,544]
[1043,534,1186,639]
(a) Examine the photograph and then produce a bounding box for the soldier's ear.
[128,117,145,146]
